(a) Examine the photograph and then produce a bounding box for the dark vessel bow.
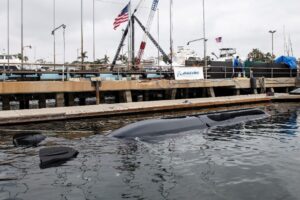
[39,147,79,169]
[13,133,46,147]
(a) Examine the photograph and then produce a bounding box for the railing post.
[224,66,227,78]
[2,63,5,82]
[271,68,273,78]
[95,81,100,105]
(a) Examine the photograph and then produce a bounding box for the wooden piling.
[2,96,10,110]
[65,93,74,107]
[124,91,132,103]
[207,88,216,97]
[79,98,86,106]
[95,81,100,105]
[55,93,65,107]
[39,94,47,108]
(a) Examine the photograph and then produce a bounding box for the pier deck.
[0,77,298,117]
[0,77,296,94]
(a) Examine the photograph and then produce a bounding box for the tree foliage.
[247,48,275,62]
[78,51,88,62]
[94,55,110,64]
[17,53,29,62]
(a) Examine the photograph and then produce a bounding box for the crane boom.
[135,0,159,66]
[134,16,172,64]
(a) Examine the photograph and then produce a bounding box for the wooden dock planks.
[0,94,271,125]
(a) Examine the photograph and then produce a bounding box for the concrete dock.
[0,77,298,110]
[0,93,298,125]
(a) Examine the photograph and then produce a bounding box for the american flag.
[215,37,222,43]
[113,3,130,30]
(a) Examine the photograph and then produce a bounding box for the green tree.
[78,51,88,62]
[247,48,275,62]
[94,55,110,65]
[17,53,28,62]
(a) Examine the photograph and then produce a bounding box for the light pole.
[202,0,207,79]
[52,24,66,81]
[5,0,10,81]
[187,38,208,79]
[53,0,56,70]
[21,0,24,70]
[187,38,207,46]
[81,0,84,68]
[93,0,95,62]
[269,30,276,59]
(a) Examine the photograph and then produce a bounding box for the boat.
[212,48,237,62]
[0,53,22,70]
[174,46,200,66]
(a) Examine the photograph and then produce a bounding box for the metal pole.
[62,26,66,81]
[6,0,9,80]
[93,0,95,62]
[170,0,173,67]
[271,33,274,58]
[131,17,135,68]
[269,30,276,59]
[34,46,36,61]
[128,0,132,69]
[203,0,207,79]
[53,0,56,70]
[21,0,24,70]
[157,8,160,67]
[81,0,84,68]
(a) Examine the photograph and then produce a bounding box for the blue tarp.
[275,56,298,69]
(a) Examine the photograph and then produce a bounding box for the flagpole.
[128,0,132,69]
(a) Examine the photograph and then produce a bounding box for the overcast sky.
[0,0,299,63]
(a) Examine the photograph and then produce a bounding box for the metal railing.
[0,62,299,82]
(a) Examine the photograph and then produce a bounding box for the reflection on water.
[1,103,300,200]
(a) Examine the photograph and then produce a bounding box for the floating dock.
[0,94,268,125]
[0,93,299,125]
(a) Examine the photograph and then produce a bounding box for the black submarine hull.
[110,109,268,139]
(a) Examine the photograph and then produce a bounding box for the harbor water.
[1,103,300,200]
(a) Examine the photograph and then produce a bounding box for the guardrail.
[0,62,298,81]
